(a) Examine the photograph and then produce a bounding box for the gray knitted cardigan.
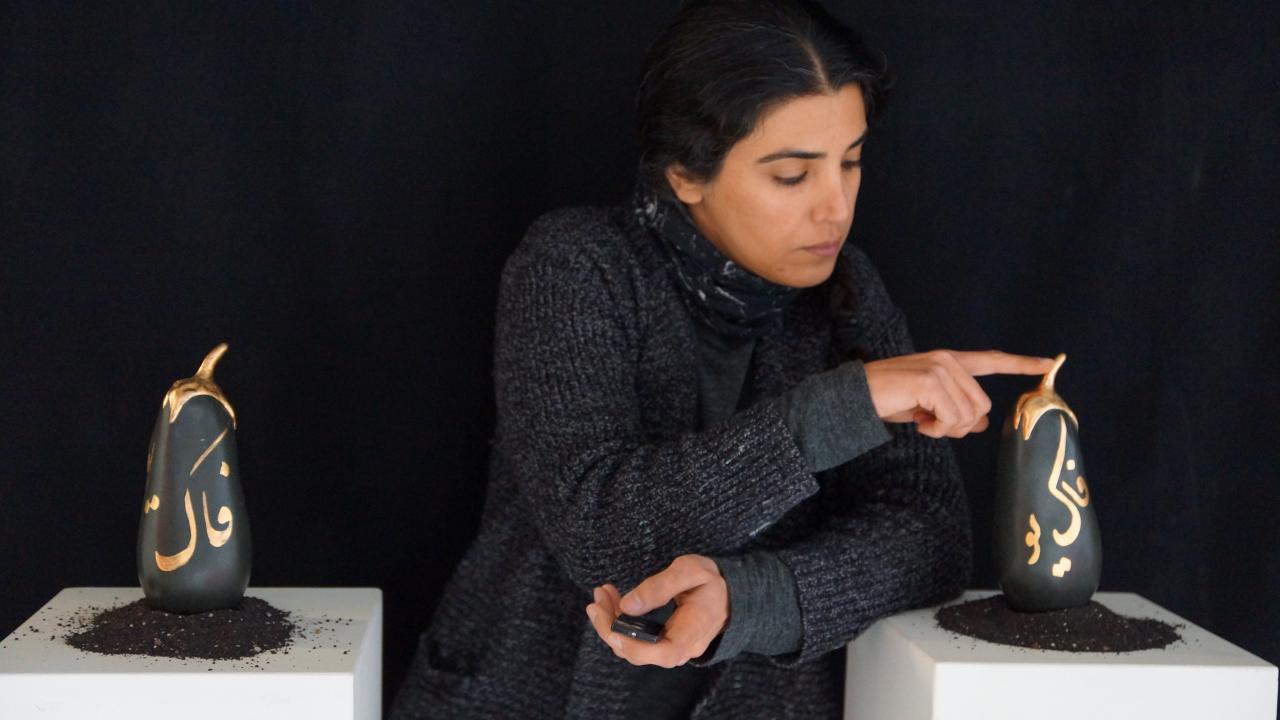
[388,201,973,719]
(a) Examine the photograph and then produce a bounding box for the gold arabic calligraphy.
[1024,414,1090,578]
[152,423,235,572]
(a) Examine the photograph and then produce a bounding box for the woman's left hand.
[585,554,729,668]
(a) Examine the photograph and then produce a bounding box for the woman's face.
[665,84,867,288]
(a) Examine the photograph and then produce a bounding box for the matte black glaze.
[137,393,251,613]
[994,408,1101,612]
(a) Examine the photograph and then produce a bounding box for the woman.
[390,1,1054,717]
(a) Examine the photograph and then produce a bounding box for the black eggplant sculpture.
[994,353,1101,611]
[138,343,251,613]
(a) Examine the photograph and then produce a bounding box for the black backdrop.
[3,1,1277,710]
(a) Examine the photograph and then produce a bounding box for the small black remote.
[611,613,665,643]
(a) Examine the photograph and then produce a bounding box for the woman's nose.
[814,169,855,224]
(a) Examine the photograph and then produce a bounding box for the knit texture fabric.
[702,550,805,658]
[387,201,973,719]
[633,322,891,714]
[689,333,894,666]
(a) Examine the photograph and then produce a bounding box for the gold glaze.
[189,427,228,476]
[1013,353,1078,441]
[1063,475,1090,507]
[144,495,160,514]
[1025,513,1042,564]
[202,491,233,547]
[155,489,197,572]
[162,344,237,428]
[1047,415,1083,547]
[1011,355,1092,583]
[219,461,230,477]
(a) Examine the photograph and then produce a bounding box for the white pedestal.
[845,589,1277,720]
[0,587,382,720]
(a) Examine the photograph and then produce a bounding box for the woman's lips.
[802,240,841,257]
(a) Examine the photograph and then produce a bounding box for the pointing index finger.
[953,350,1059,377]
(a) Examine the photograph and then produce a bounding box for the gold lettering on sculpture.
[202,491,233,547]
[1025,513,1042,564]
[1046,415,1083,547]
[190,427,228,476]
[1063,475,1089,507]
[155,489,197,572]
[1052,557,1072,577]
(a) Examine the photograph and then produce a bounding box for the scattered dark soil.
[935,594,1183,653]
[64,596,296,660]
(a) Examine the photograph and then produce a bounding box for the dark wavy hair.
[634,0,891,197]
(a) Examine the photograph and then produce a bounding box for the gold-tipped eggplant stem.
[162,343,237,427]
[196,343,229,380]
[1014,352,1077,441]
[1041,352,1067,391]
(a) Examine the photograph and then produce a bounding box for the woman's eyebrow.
[756,130,868,164]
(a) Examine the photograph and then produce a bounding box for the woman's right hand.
[863,350,1057,439]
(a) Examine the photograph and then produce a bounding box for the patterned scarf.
[630,170,802,339]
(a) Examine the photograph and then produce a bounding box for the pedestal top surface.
[0,587,381,674]
[909,589,1274,668]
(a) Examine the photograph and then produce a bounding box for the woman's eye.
[773,160,862,187]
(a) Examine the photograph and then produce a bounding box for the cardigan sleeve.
[691,359,894,667]
[688,549,803,666]
[763,251,974,669]
[493,213,821,594]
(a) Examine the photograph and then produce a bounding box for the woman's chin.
[776,259,839,288]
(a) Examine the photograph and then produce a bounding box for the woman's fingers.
[586,558,729,669]
[587,584,666,663]
[932,359,977,437]
[867,349,1051,439]
[613,632,689,667]
[619,555,714,615]
[606,586,721,668]
[936,351,993,435]
[883,408,919,423]
[952,350,1057,377]
[586,586,619,642]
[914,363,964,438]
[661,596,716,659]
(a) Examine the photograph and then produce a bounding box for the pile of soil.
[64,596,296,660]
[935,594,1183,652]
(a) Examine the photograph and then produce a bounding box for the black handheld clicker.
[611,613,665,643]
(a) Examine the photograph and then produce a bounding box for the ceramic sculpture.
[993,353,1101,611]
[137,343,251,613]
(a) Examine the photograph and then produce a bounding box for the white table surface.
[0,587,382,720]
[844,589,1278,720]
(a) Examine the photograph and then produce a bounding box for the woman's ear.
[664,163,707,205]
